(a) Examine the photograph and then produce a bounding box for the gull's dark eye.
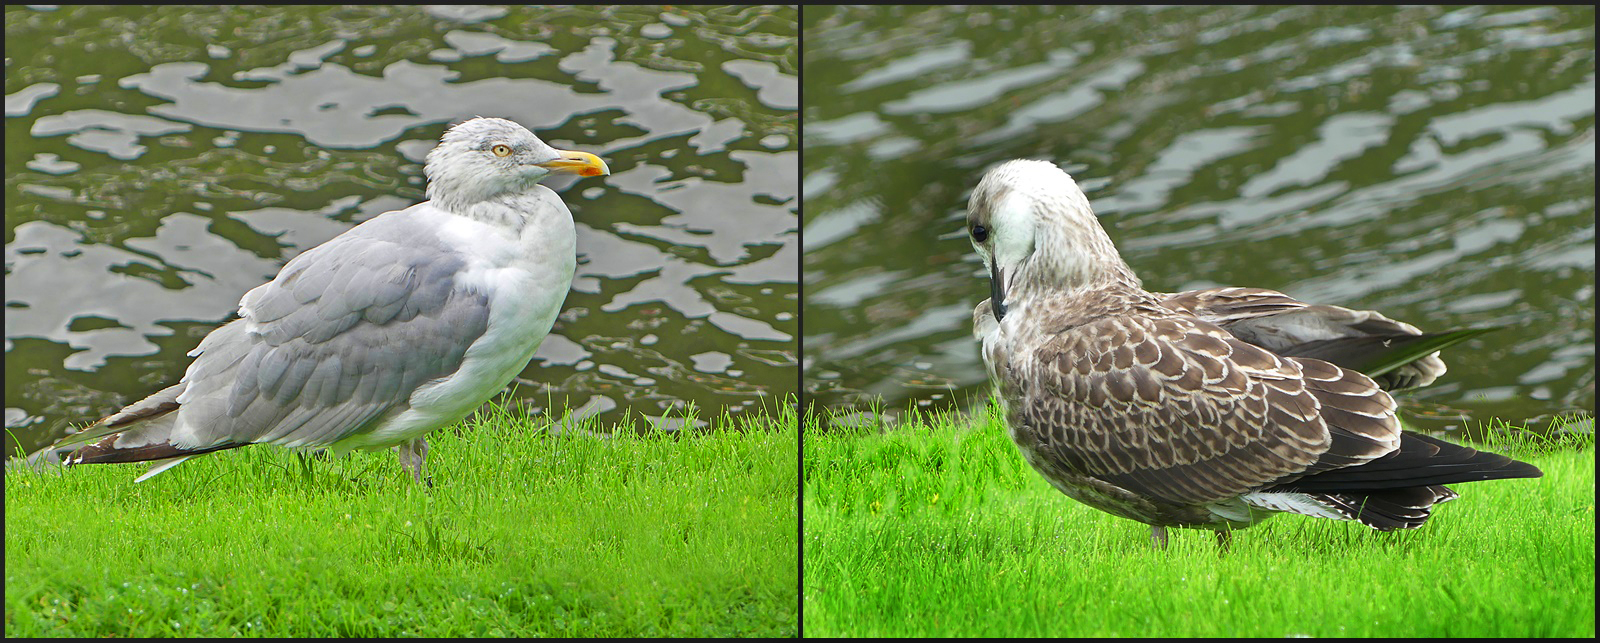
[971,224,989,242]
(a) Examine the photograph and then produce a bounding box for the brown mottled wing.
[1013,313,1399,507]
[1156,287,1448,390]
[1156,287,1308,323]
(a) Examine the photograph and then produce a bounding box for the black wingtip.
[1281,327,1502,379]
[67,435,243,466]
[1270,431,1543,493]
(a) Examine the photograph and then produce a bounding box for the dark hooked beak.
[989,262,1007,322]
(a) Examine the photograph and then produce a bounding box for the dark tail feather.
[67,435,243,466]
[1311,486,1459,531]
[1271,431,1541,494]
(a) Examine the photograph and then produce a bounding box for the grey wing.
[1015,314,1400,507]
[170,207,490,450]
[1156,287,1447,390]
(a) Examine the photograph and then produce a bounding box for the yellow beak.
[537,150,610,178]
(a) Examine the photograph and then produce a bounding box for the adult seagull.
[53,117,609,483]
[967,159,1541,548]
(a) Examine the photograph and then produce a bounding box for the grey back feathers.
[63,206,491,462]
[213,207,490,446]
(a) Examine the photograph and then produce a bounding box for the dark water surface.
[802,6,1594,438]
[5,5,798,456]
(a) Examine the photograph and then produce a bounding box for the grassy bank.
[803,408,1594,637]
[6,402,799,637]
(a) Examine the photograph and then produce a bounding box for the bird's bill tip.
[539,150,610,177]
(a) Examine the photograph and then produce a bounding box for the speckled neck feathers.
[968,159,1142,307]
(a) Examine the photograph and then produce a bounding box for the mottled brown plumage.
[1156,287,1449,391]
[967,159,1541,546]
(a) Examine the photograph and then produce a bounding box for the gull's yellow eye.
[491,144,513,157]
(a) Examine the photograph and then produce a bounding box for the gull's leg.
[1215,527,1233,554]
[1150,525,1169,550]
[395,438,432,486]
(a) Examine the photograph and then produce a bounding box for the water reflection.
[5,5,799,455]
[802,5,1594,437]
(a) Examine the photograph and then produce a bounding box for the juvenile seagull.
[54,117,609,483]
[967,159,1540,548]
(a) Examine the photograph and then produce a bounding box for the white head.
[424,117,610,213]
[965,159,1137,321]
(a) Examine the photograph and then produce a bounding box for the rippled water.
[5,5,798,455]
[802,5,1594,437]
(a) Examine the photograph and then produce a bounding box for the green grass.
[803,408,1594,637]
[5,401,799,637]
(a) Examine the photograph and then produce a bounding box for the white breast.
[342,189,577,450]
